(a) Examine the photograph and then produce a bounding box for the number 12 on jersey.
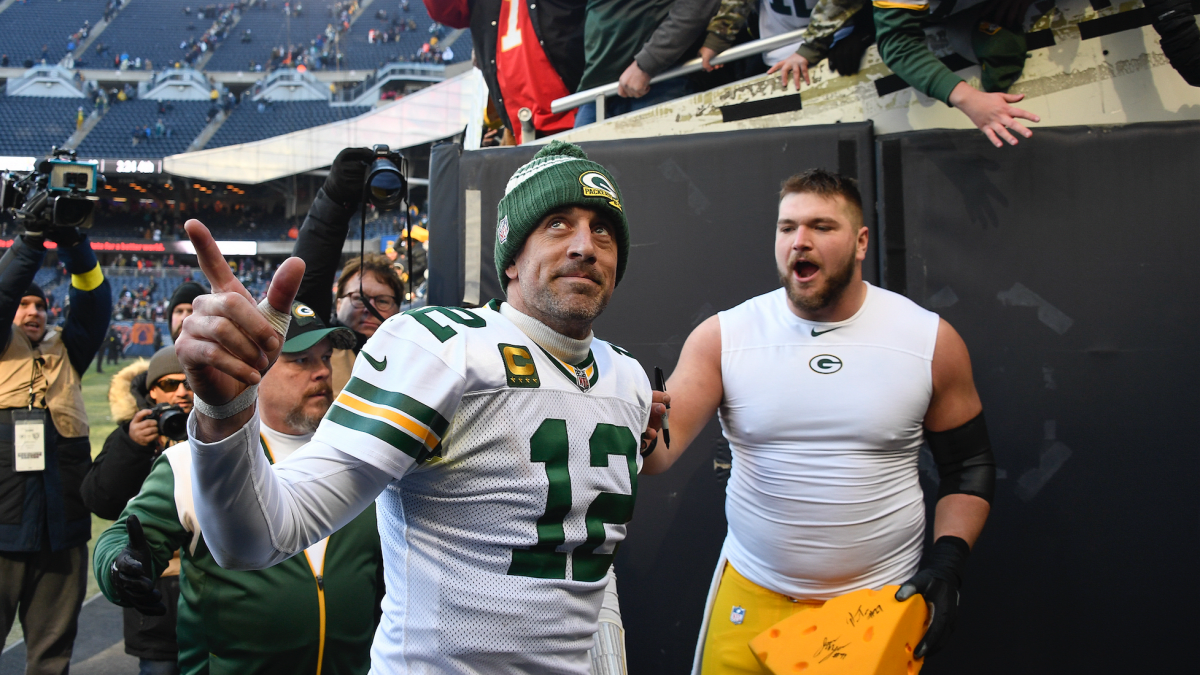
[507,419,638,583]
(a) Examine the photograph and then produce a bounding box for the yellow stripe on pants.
[700,563,825,674]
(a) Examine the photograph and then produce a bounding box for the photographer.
[81,345,191,674]
[0,227,111,675]
[292,148,406,392]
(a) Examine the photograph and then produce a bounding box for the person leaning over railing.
[575,0,722,127]
[0,225,111,675]
[700,0,872,85]
[873,0,1040,148]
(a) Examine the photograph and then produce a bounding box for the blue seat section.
[206,100,370,148]
[339,4,469,70]
[99,0,224,69]
[75,100,209,158]
[0,0,109,67]
[0,94,88,156]
[203,0,343,71]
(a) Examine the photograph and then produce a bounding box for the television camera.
[0,148,103,235]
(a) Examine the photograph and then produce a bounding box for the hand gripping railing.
[550,27,808,120]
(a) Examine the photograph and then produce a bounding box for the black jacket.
[292,188,369,353]
[82,418,158,520]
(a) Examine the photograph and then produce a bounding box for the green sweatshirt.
[873,3,964,104]
[94,439,384,675]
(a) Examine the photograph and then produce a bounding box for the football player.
[175,141,666,674]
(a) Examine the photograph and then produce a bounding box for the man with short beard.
[93,301,385,675]
[642,169,996,674]
[171,140,665,673]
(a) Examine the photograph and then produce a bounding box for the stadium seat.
[206,100,370,148]
[0,93,89,156]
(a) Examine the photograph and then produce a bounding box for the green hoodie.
[94,439,384,675]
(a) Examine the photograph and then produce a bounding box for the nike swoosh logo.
[811,327,841,337]
[362,351,387,371]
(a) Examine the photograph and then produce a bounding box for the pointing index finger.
[185,220,249,301]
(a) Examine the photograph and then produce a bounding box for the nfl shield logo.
[573,367,590,392]
[497,216,509,244]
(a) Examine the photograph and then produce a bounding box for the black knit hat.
[24,283,46,304]
[168,282,206,319]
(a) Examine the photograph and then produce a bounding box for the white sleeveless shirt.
[717,283,939,600]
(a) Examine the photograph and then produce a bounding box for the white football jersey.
[313,300,652,675]
[759,0,815,65]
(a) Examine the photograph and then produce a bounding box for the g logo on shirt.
[809,354,843,374]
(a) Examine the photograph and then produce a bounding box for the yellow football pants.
[700,563,824,675]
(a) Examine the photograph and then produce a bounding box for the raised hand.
[948,82,1040,148]
[175,220,304,412]
[111,514,166,616]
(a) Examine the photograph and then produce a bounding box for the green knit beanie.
[495,140,629,292]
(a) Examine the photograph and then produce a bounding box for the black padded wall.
[879,121,1200,673]
[427,141,463,307]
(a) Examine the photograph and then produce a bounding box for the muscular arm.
[925,318,989,548]
[641,315,723,475]
[188,411,394,570]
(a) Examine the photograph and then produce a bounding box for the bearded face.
[774,192,867,318]
[506,207,618,339]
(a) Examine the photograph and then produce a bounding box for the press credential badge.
[13,409,46,472]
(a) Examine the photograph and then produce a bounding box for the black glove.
[827,8,876,77]
[45,226,84,248]
[110,514,166,616]
[322,147,376,206]
[895,535,970,659]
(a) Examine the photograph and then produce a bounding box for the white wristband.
[193,384,258,420]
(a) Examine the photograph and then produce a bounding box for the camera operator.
[80,345,191,675]
[292,148,406,393]
[0,226,111,675]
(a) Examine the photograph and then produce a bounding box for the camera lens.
[366,158,406,210]
[52,196,93,228]
[157,409,188,442]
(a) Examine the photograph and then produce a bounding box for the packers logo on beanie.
[494,140,629,291]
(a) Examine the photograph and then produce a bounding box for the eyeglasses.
[339,292,397,312]
[155,378,192,393]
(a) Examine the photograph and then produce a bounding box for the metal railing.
[551,28,808,120]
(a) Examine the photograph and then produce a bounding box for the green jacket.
[94,440,384,675]
[873,3,964,103]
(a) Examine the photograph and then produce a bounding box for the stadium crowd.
[450,0,1200,147]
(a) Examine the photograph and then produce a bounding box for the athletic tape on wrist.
[194,385,258,420]
[257,297,292,337]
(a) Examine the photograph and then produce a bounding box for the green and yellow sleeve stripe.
[328,377,450,462]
